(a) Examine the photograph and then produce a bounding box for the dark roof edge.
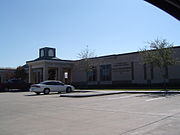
[40,47,55,50]
[27,45,180,63]
[26,58,76,63]
[87,45,180,60]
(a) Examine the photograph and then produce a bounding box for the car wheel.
[35,92,40,95]
[66,87,72,93]
[44,88,50,95]
[4,87,9,92]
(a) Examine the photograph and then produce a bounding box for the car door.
[45,82,58,92]
[17,80,25,89]
[56,82,65,92]
[8,80,16,89]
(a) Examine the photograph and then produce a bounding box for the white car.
[30,80,75,95]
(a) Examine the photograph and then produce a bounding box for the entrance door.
[63,68,71,84]
[32,69,43,84]
[48,68,58,80]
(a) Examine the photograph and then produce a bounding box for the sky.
[0,0,179,68]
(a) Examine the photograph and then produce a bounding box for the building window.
[131,62,134,80]
[150,63,154,80]
[48,69,56,80]
[100,64,112,81]
[144,64,147,80]
[88,67,97,81]
[64,72,68,79]
[40,49,44,57]
[48,49,54,57]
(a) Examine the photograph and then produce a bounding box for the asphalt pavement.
[0,91,180,135]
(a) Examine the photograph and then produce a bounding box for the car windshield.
[40,81,64,85]
[40,81,49,84]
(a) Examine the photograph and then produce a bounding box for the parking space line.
[107,95,137,100]
[146,97,165,102]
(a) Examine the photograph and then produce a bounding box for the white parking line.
[107,95,137,100]
[146,97,165,102]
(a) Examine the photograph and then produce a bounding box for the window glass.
[56,82,64,85]
[48,49,54,57]
[43,81,64,85]
[144,64,147,80]
[64,72,68,79]
[44,82,56,85]
[40,49,44,57]
[17,80,22,83]
[100,64,112,81]
[12,80,17,83]
[88,66,97,81]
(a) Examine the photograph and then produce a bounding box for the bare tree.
[15,66,28,80]
[140,38,176,90]
[78,45,96,85]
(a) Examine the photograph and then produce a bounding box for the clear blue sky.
[0,0,179,68]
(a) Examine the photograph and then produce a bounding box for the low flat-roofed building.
[27,46,180,88]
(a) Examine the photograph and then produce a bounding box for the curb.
[60,90,180,98]
[60,91,123,98]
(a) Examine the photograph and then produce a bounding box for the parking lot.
[0,92,180,135]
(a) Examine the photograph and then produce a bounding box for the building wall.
[27,47,180,88]
[71,47,180,87]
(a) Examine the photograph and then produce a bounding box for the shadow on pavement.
[24,92,61,97]
[0,89,29,93]
[72,90,94,93]
[25,90,93,97]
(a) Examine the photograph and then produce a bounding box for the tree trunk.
[163,67,168,94]
[86,72,88,89]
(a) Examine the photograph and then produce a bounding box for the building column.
[58,67,63,81]
[43,63,48,81]
[97,65,100,82]
[29,65,32,83]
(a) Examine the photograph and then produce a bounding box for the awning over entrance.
[28,61,74,84]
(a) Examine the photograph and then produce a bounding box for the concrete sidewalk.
[60,90,180,97]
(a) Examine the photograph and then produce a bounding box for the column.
[96,65,100,82]
[29,65,32,83]
[58,67,62,81]
[43,63,48,81]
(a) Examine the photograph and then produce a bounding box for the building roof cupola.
[39,47,56,59]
